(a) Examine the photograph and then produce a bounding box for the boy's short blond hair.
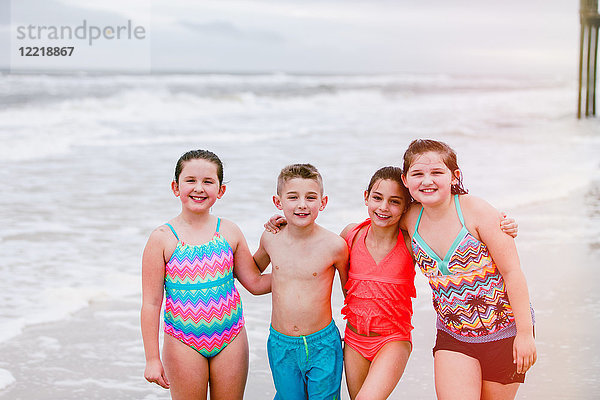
[277,163,323,195]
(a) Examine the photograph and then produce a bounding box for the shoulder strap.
[164,223,179,240]
[413,206,424,233]
[216,217,221,233]
[454,194,466,226]
[345,219,371,249]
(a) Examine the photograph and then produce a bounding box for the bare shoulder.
[459,195,503,235]
[150,224,174,243]
[317,225,347,250]
[459,194,500,219]
[340,223,358,240]
[314,227,348,267]
[145,224,176,256]
[218,217,242,236]
[217,217,244,245]
[259,226,281,247]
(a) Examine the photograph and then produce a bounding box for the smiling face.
[402,151,459,206]
[273,178,327,228]
[172,158,225,213]
[364,179,408,228]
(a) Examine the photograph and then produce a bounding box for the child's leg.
[208,327,249,400]
[478,335,525,397]
[355,341,411,400]
[267,329,307,400]
[481,381,519,400]
[162,334,209,400]
[343,344,370,399]
[434,350,481,400]
[305,323,343,399]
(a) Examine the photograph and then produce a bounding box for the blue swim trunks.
[267,320,343,400]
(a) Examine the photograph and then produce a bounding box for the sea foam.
[0,369,15,391]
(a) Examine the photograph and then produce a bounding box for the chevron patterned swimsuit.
[163,219,244,357]
[412,195,518,343]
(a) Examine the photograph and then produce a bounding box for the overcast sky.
[1,0,579,75]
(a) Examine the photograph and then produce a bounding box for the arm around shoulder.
[221,219,272,296]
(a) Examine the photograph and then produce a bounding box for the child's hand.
[264,214,287,233]
[144,359,170,389]
[500,212,518,238]
[513,332,536,374]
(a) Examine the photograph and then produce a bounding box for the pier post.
[578,0,600,118]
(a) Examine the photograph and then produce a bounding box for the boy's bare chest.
[268,243,333,279]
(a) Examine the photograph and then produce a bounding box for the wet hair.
[366,166,411,206]
[174,149,224,185]
[402,139,468,195]
[277,163,323,195]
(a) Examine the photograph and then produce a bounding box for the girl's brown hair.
[366,166,411,209]
[174,150,224,185]
[402,139,468,195]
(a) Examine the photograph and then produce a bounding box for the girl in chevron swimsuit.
[141,150,271,400]
[400,139,536,400]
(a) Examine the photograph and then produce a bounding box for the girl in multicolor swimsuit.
[400,139,536,400]
[266,166,518,399]
[141,150,271,400]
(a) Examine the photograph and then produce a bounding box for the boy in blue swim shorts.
[254,164,349,400]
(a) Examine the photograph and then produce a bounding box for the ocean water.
[0,72,599,399]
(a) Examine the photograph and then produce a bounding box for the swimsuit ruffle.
[342,279,415,336]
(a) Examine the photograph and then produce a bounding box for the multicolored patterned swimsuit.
[412,195,519,343]
[163,218,244,357]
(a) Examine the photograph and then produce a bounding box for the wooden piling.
[578,0,600,118]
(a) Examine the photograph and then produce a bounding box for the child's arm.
[471,198,536,375]
[140,227,171,389]
[338,223,356,296]
[332,237,350,296]
[253,231,272,272]
[264,214,286,233]
[222,220,271,295]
